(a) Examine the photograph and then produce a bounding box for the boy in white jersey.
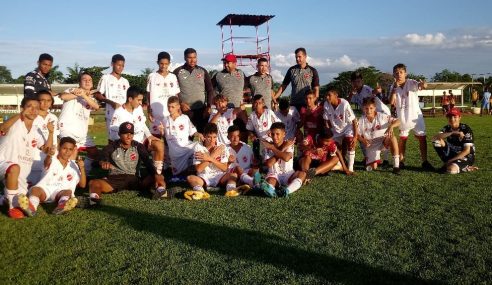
[389,63,433,170]
[157,96,203,177]
[58,72,100,172]
[94,54,130,141]
[275,97,301,141]
[19,137,85,216]
[0,97,53,219]
[27,91,59,186]
[348,71,391,115]
[109,87,165,175]
[323,88,358,172]
[147,51,180,136]
[357,97,400,173]
[260,122,306,198]
[185,123,245,200]
[209,94,243,145]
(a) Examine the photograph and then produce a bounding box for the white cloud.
[403,33,446,46]
[271,53,370,73]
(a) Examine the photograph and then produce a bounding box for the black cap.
[119,122,134,134]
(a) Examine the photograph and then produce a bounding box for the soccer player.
[109,87,165,175]
[58,71,100,172]
[157,96,203,177]
[389,63,433,170]
[0,97,52,219]
[247,57,275,109]
[24,53,55,99]
[94,54,130,140]
[209,94,242,145]
[357,97,400,173]
[185,123,244,200]
[432,108,477,174]
[322,88,358,172]
[299,90,324,143]
[348,71,391,115]
[274,97,301,141]
[20,137,86,216]
[260,122,306,198]
[146,51,180,136]
[87,122,167,202]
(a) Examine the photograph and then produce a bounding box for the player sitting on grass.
[18,137,86,216]
[322,88,358,172]
[227,125,261,191]
[260,122,306,198]
[209,94,242,145]
[301,130,352,182]
[186,123,248,200]
[432,108,478,174]
[357,97,401,173]
[85,122,167,205]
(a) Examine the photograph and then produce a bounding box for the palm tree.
[65,63,82,83]
[48,65,65,84]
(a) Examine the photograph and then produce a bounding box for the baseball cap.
[446,107,461,117]
[119,122,135,134]
[222,54,237,63]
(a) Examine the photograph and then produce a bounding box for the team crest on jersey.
[235,72,241,79]
[31,139,37,148]
[215,156,221,161]
[130,152,137,161]
[163,83,167,87]
[67,174,73,181]
[266,79,271,85]
[43,124,47,130]
[196,73,203,79]
[179,124,184,130]
[123,85,127,90]
[263,121,267,127]
[85,104,91,110]
[304,73,311,79]
[242,156,247,163]
[170,82,174,87]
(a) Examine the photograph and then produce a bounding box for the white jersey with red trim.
[209,108,236,145]
[227,142,253,170]
[146,72,180,130]
[193,142,229,178]
[275,107,300,140]
[161,114,197,149]
[246,109,280,139]
[358,112,393,140]
[323,98,356,136]
[390,79,422,129]
[35,157,81,193]
[32,113,59,171]
[351,85,391,115]
[263,141,294,175]
[97,74,129,115]
[109,106,150,143]
[59,88,98,139]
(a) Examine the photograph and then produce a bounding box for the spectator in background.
[441,91,450,115]
[471,88,479,108]
[24,53,55,99]
[481,87,491,116]
[449,90,456,109]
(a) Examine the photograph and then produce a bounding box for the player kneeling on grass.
[357,97,401,173]
[86,122,167,205]
[227,125,261,193]
[432,108,477,174]
[185,123,247,200]
[19,137,86,216]
[260,122,306,198]
[301,130,352,182]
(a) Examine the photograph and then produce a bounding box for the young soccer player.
[23,53,55,99]
[147,51,180,136]
[274,97,301,141]
[389,63,433,170]
[299,90,324,143]
[260,122,306,198]
[432,108,477,174]
[209,94,241,145]
[109,87,165,175]
[357,97,400,173]
[322,88,358,172]
[0,97,52,219]
[19,137,86,216]
[58,72,100,172]
[185,123,244,200]
[94,54,130,140]
[348,71,391,115]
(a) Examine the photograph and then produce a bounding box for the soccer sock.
[348,151,355,172]
[383,149,390,161]
[193,185,205,192]
[286,178,303,194]
[58,196,70,205]
[226,183,237,191]
[240,173,254,186]
[90,192,100,199]
[84,158,94,174]
[29,196,40,210]
[153,161,163,175]
[4,188,18,209]
[393,155,400,168]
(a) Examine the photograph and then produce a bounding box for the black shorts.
[450,156,475,173]
[104,174,139,191]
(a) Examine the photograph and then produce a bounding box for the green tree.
[83,66,109,88]
[48,65,65,84]
[431,69,463,82]
[141,68,153,78]
[65,63,82,84]
[407,73,427,81]
[0,66,13,83]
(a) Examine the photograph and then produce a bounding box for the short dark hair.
[393,63,407,72]
[326,87,339,96]
[59,136,77,147]
[184,48,197,57]
[227,125,240,134]
[157,52,171,62]
[362,97,376,106]
[351,71,363,81]
[257,58,268,64]
[252,94,264,102]
[167,96,180,105]
[214,94,228,102]
[126,86,143,100]
[37,90,54,104]
[203,123,218,135]
[270,122,286,131]
[319,129,334,140]
[112,54,125,63]
[38,53,53,62]
[295,47,307,55]
[78,71,92,83]
[20,96,39,108]
[279,97,290,111]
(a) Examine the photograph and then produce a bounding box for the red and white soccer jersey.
[263,142,295,186]
[146,72,180,133]
[351,85,391,115]
[358,112,394,164]
[58,88,98,148]
[302,136,337,162]
[300,105,323,139]
[209,108,236,145]
[97,74,130,133]
[193,142,230,187]
[0,117,45,193]
[160,114,197,175]
[323,98,356,138]
[275,107,300,140]
[246,109,280,139]
[109,106,151,143]
[33,157,81,202]
[390,79,425,136]
[227,142,253,171]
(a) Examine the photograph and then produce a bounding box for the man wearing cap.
[247,57,275,109]
[432,108,477,174]
[173,48,215,132]
[85,122,168,204]
[274,47,320,111]
[23,53,56,99]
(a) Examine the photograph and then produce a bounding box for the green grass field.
[0,114,491,284]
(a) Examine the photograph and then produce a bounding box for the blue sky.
[1,0,492,84]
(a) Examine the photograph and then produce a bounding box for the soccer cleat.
[52,197,78,215]
[17,194,36,217]
[152,187,175,200]
[399,161,406,170]
[276,186,289,198]
[184,190,210,201]
[392,167,400,175]
[421,160,435,171]
[225,185,251,197]
[381,160,390,169]
[261,182,277,198]
[75,195,100,208]
[225,190,240,197]
[253,172,262,186]
[8,207,25,219]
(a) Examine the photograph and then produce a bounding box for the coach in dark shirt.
[24,53,54,99]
